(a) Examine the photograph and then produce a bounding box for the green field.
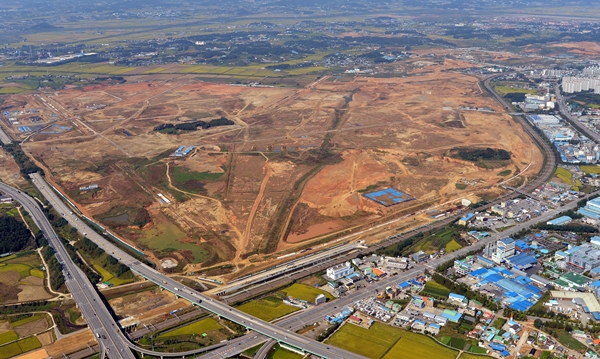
[91,261,133,286]
[0,342,22,359]
[0,263,33,277]
[11,315,44,328]
[497,170,512,177]
[326,322,403,359]
[554,168,573,184]
[421,281,451,298]
[30,268,44,279]
[281,283,333,303]
[237,296,300,322]
[17,336,41,352]
[268,346,303,359]
[494,86,537,95]
[445,239,462,253]
[412,228,461,254]
[136,222,209,263]
[0,330,18,345]
[382,331,458,359]
[159,318,222,338]
[491,318,506,329]
[581,165,600,174]
[555,330,587,351]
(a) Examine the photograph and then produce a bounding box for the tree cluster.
[451,147,512,162]
[154,117,234,134]
[0,216,32,253]
[536,223,598,234]
[3,144,41,175]
[41,246,66,291]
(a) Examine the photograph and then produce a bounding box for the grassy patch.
[17,336,41,352]
[172,166,225,182]
[268,345,304,359]
[11,315,43,327]
[281,283,333,303]
[383,331,458,359]
[134,221,209,264]
[159,318,221,338]
[326,322,403,359]
[494,86,537,95]
[497,170,512,176]
[554,168,572,184]
[455,183,468,190]
[555,330,587,351]
[491,318,506,329]
[445,239,462,253]
[0,330,18,345]
[237,296,300,322]
[421,281,451,298]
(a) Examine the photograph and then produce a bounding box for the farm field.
[280,283,333,303]
[237,296,300,322]
[382,331,458,359]
[0,252,54,303]
[0,313,48,359]
[16,59,543,272]
[325,322,403,359]
[421,281,451,298]
[445,239,462,252]
[554,168,573,185]
[581,165,600,174]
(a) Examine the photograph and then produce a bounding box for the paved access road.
[555,85,600,144]
[27,173,366,359]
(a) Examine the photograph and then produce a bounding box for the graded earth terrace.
[1,60,543,274]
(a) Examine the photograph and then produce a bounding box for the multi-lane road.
[0,182,136,359]
[555,85,600,144]
[26,173,367,359]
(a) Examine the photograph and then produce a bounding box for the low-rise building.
[326,262,355,281]
[315,294,327,305]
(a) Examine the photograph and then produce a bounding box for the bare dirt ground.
[17,276,53,302]
[14,348,49,359]
[16,58,543,273]
[14,318,50,337]
[36,331,54,346]
[549,42,600,58]
[45,329,96,357]
[109,289,191,321]
[0,148,28,188]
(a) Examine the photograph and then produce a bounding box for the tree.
[534,318,543,329]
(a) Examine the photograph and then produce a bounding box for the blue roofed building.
[458,213,475,226]
[546,215,572,226]
[506,252,538,270]
[442,309,462,323]
[579,197,600,221]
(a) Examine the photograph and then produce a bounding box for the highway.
[0,124,12,145]
[26,172,367,359]
[555,85,600,144]
[0,182,135,359]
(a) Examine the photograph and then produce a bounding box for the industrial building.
[546,215,572,226]
[554,272,592,290]
[458,213,475,226]
[561,239,600,272]
[493,238,515,264]
[578,197,600,221]
[468,267,542,311]
[326,262,355,281]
